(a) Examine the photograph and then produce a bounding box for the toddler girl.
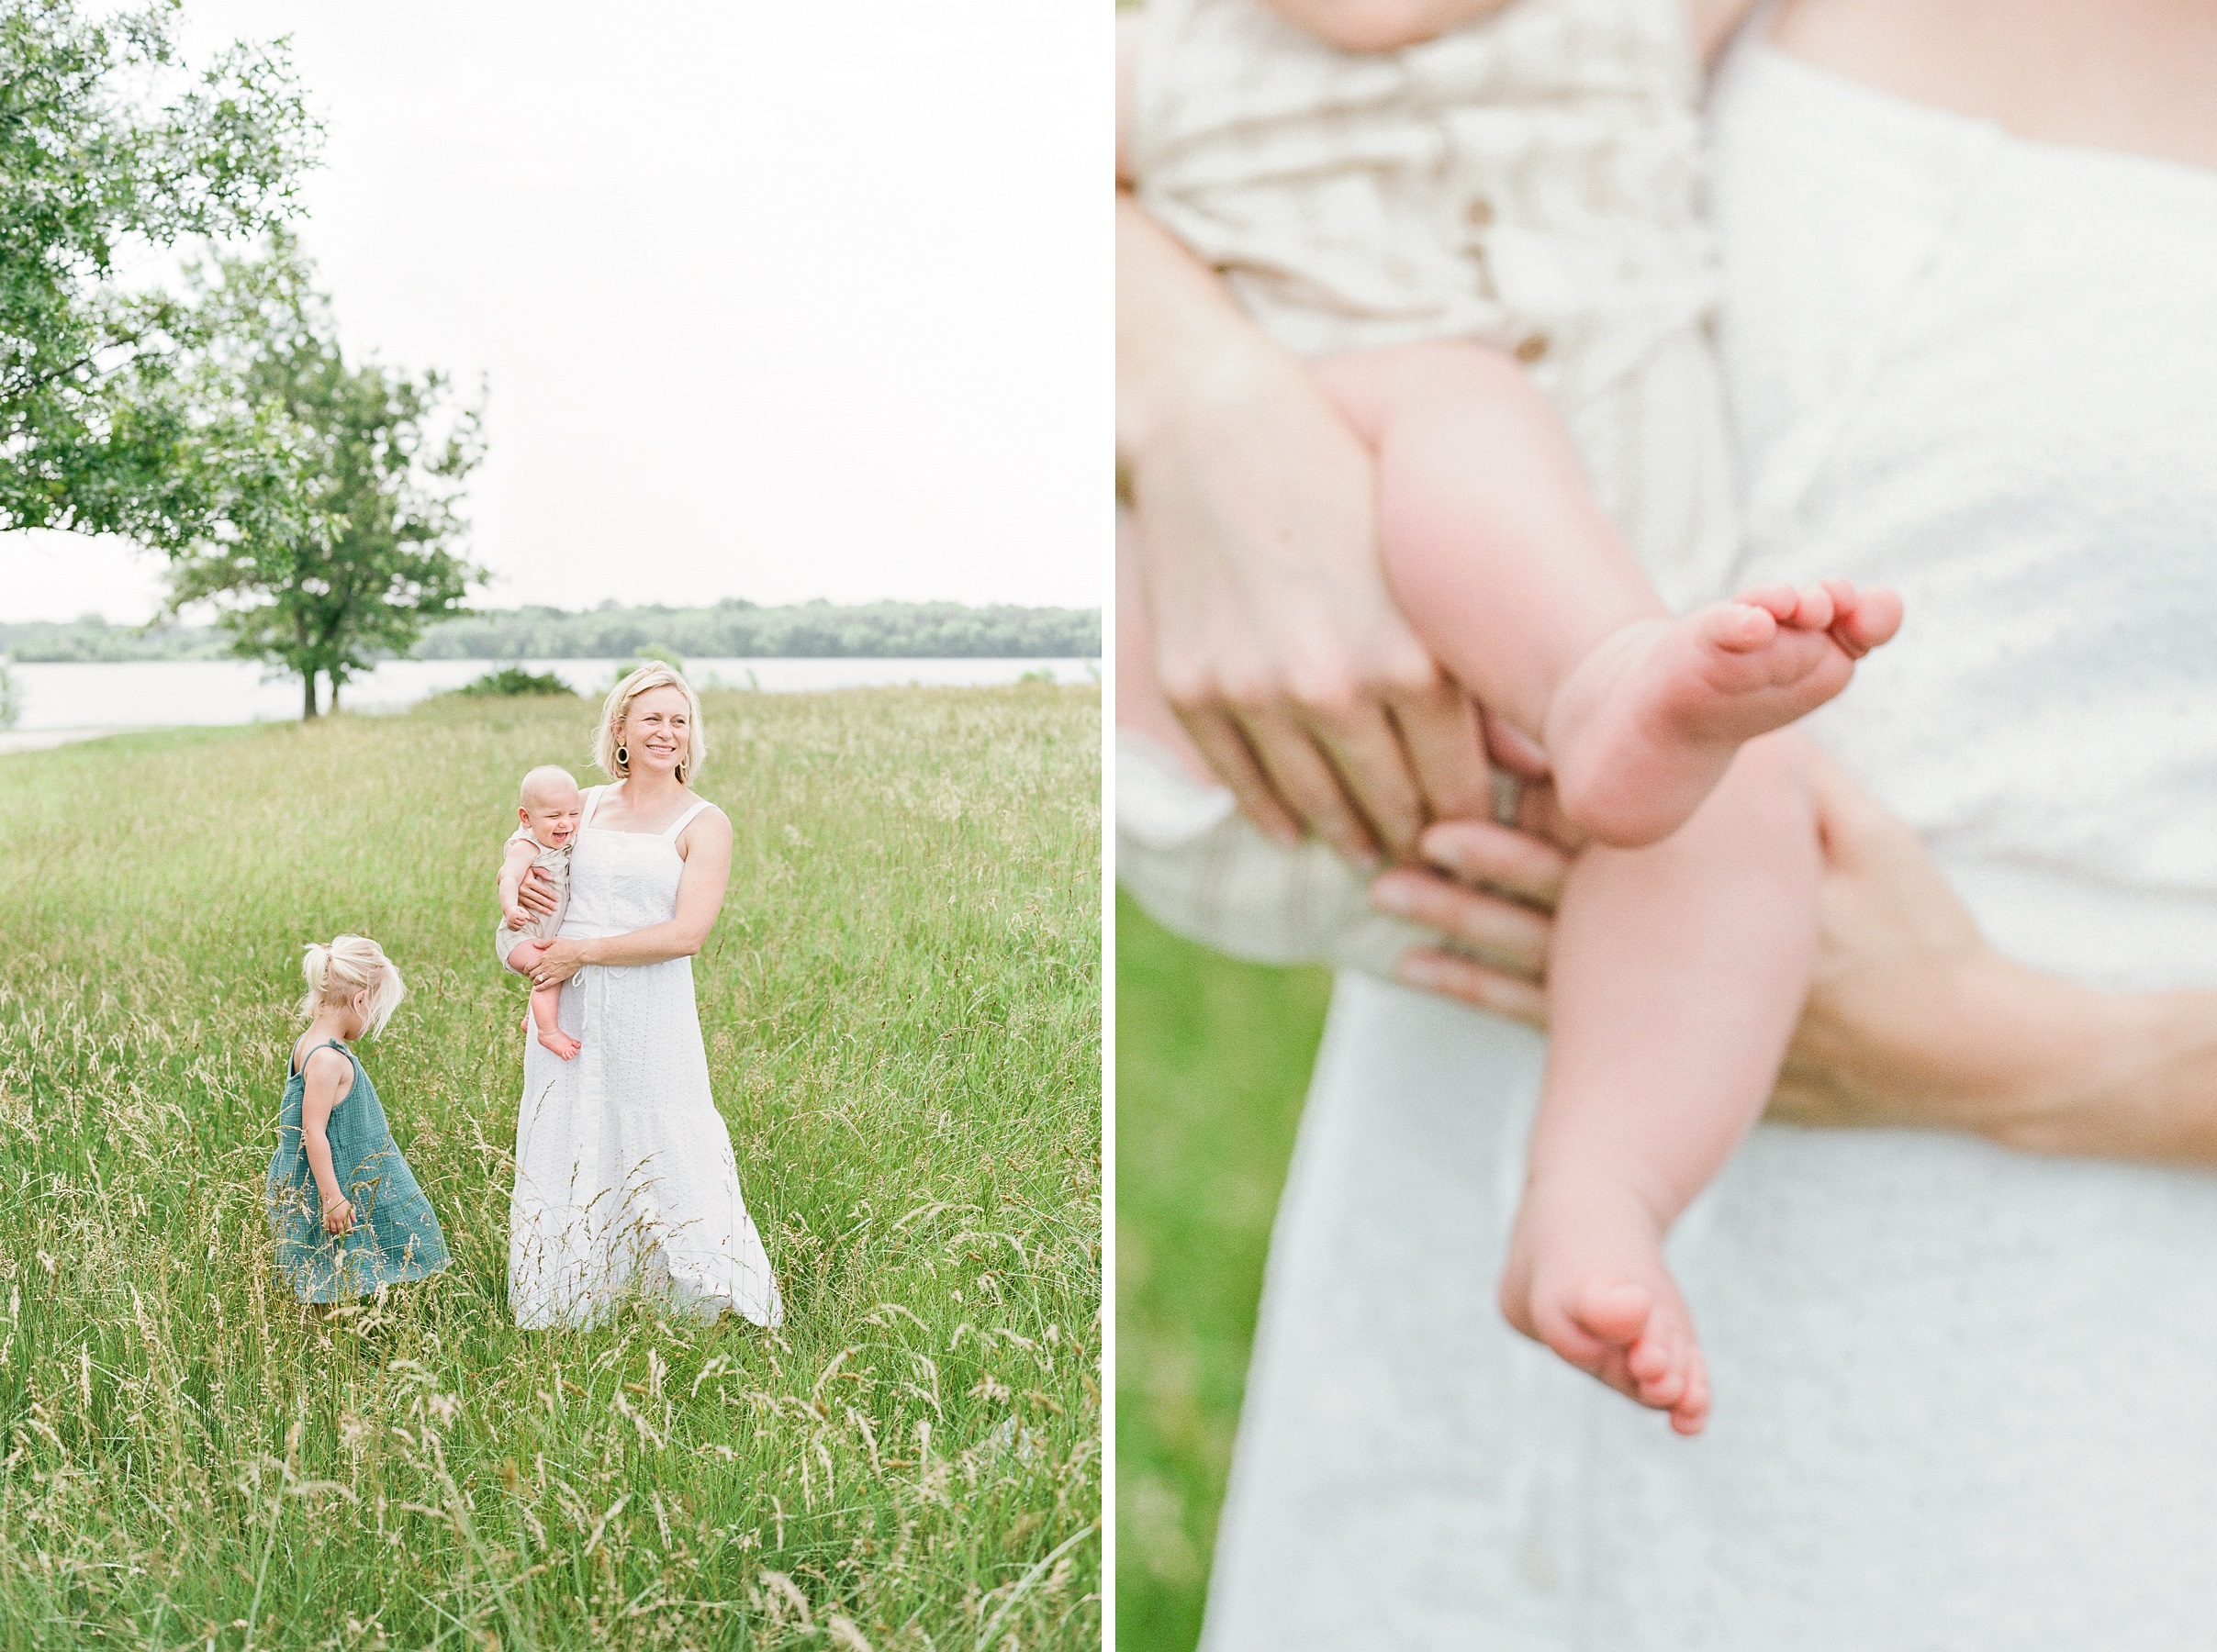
[495,765,582,1061]
[266,935,449,1302]
[1119,0,1900,1432]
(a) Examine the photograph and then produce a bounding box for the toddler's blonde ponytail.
[297,934,407,1035]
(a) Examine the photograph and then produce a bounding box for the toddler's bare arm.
[497,836,540,930]
[299,1048,354,1235]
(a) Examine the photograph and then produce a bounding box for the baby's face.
[520,791,583,846]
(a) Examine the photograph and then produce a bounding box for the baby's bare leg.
[1313,343,1898,846]
[506,939,580,1061]
[530,980,579,1061]
[1496,733,1819,1434]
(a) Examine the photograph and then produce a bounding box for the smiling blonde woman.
[504,663,783,1330]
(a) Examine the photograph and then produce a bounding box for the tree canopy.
[1,0,319,547]
[164,242,484,717]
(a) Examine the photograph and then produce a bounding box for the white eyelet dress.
[509,785,783,1331]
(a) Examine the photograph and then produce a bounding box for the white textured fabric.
[1199,37,2217,1651]
[1131,0,1739,609]
[1116,731,1443,977]
[1122,0,1744,969]
[509,786,783,1331]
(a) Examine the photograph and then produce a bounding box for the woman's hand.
[529,938,592,989]
[516,866,561,920]
[322,1193,354,1237]
[1118,195,1492,863]
[1373,750,2124,1143]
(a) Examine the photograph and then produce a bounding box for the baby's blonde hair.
[298,935,407,1036]
[593,663,707,784]
[521,764,581,808]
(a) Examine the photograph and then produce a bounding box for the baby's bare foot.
[537,1028,581,1062]
[1545,580,1902,846]
[1498,1172,1710,1435]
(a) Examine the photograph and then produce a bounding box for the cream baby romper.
[1121,0,1740,974]
[495,826,571,973]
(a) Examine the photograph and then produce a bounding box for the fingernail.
[1397,955,1442,988]
[1372,881,1414,917]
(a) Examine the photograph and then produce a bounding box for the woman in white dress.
[1120,0,2217,1644]
[509,664,783,1331]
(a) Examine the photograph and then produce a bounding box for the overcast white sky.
[2,1,1108,624]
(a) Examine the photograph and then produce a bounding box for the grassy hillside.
[0,684,1101,1649]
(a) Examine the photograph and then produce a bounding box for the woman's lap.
[1204,973,2217,1650]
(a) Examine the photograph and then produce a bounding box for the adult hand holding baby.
[1379,749,2217,1162]
[516,865,561,921]
[527,937,590,990]
[1118,198,1493,865]
[1376,753,1983,1114]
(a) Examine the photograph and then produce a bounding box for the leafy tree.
[165,243,485,718]
[2,0,319,546]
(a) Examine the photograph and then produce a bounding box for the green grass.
[0,685,1101,1650]
[1112,897,1328,1651]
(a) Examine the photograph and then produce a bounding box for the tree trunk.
[301,669,318,720]
[327,671,341,713]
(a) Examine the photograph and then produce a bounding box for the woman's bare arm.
[526,810,733,986]
[1762,759,2217,1165]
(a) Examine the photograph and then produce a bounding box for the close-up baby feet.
[1498,1173,1712,1435]
[1546,579,1903,846]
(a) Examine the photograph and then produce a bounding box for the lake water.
[6,656,1099,734]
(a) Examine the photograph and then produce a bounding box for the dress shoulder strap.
[291,1036,355,1080]
[578,784,608,832]
[662,798,715,843]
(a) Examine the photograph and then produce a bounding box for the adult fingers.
[1371,866,1550,977]
[1302,698,1428,859]
[1242,711,1383,865]
[1478,708,1551,782]
[1393,947,1549,1025]
[1179,707,1304,849]
[1417,818,1570,911]
[1390,685,1495,829]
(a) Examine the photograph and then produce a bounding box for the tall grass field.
[1113,897,1326,1651]
[0,684,1101,1650]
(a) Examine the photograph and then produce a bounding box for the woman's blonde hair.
[298,934,407,1035]
[593,663,707,784]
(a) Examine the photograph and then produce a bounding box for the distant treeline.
[2,599,1102,664]
[0,618,232,663]
[412,599,1102,661]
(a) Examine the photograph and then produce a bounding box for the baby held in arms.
[1120,0,1903,1433]
[497,765,582,1061]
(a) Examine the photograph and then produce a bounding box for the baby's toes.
[1568,1279,1653,1350]
[1732,582,1801,623]
[1833,585,1905,656]
[1670,1350,1712,1436]
[1788,583,1837,631]
[1698,601,1779,654]
[1628,1331,1687,1408]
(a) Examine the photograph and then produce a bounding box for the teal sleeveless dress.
[266,1038,449,1302]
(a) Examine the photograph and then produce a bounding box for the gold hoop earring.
[676,760,688,784]
[615,743,628,769]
